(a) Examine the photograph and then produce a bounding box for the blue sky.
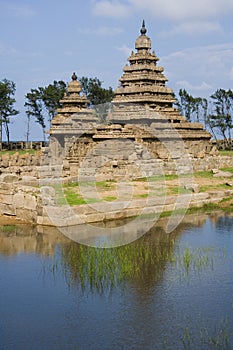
[1,0,233,141]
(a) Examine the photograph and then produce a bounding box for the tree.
[207,89,233,143]
[24,81,66,140]
[175,89,208,124]
[0,79,19,144]
[79,77,114,122]
[25,88,46,141]
[176,89,193,121]
[42,81,66,122]
[79,77,114,105]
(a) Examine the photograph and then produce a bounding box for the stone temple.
[47,21,217,181]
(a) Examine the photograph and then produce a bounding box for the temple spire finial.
[140,20,147,35]
[72,72,77,81]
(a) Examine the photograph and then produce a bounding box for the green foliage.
[25,88,45,140]
[208,88,233,143]
[0,79,19,143]
[79,76,114,122]
[24,80,66,140]
[42,81,66,122]
[175,88,233,142]
[79,76,114,106]
[176,88,208,124]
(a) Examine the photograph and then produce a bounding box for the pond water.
[0,213,233,350]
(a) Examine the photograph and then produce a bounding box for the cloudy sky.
[1,0,233,140]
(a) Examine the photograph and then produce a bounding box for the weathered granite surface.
[46,22,219,182]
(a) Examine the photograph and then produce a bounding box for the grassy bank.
[53,168,233,211]
[0,149,38,156]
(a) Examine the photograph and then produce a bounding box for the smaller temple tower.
[48,73,98,160]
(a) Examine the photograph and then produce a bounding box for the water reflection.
[0,224,68,256]
[1,213,233,350]
[0,212,213,256]
[0,212,227,294]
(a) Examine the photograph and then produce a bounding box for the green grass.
[55,186,101,206]
[0,149,37,156]
[1,225,16,233]
[95,181,116,190]
[148,174,179,181]
[104,196,117,202]
[219,196,232,203]
[136,193,149,198]
[193,170,213,178]
[57,234,175,294]
[200,183,230,192]
[219,150,233,156]
[133,174,179,182]
[168,186,192,195]
[51,166,233,208]
[220,167,233,173]
[158,201,232,219]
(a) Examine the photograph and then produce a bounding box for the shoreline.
[1,187,232,227]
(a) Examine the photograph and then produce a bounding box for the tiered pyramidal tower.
[112,21,175,109]
[47,21,218,179]
[107,21,208,138]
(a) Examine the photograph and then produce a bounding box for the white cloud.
[128,0,233,21]
[176,80,213,92]
[116,44,132,57]
[92,0,233,25]
[92,0,130,18]
[0,43,44,58]
[79,26,123,36]
[160,20,222,37]
[230,67,233,81]
[0,3,36,17]
[0,43,17,56]
[161,43,233,95]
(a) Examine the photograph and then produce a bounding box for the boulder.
[0,174,19,183]
[212,170,233,178]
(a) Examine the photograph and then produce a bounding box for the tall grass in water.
[177,246,215,278]
[48,238,219,294]
[59,235,175,294]
[182,318,231,350]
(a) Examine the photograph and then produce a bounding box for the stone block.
[0,174,19,183]
[37,216,54,226]
[184,183,200,193]
[16,208,37,223]
[0,203,16,216]
[0,193,13,205]
[0,182,15,195]
[20,176,39,186]
[85,212,105,223]
[213,170,233,178]
[65,214,86,226]
[24,194,37,211]
[13,193,25,208]
[104,210,127,221]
